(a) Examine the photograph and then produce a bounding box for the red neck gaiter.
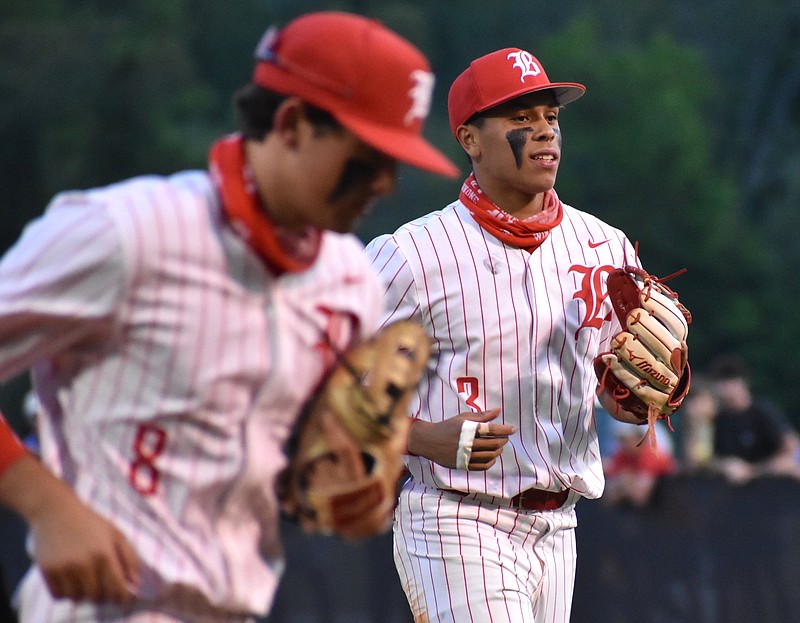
[459,173,563,253]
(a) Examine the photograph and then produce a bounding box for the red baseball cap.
[448,48,586,137]
[253,12,458,178]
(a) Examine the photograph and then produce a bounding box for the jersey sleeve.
[364,233,421,326]
[0,412,29,477]
[0,195,127,380]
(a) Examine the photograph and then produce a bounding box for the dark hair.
[464,112,487,128]
[233,83,341,141]
[708,353,750,382]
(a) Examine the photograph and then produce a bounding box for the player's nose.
[533,120,557,141]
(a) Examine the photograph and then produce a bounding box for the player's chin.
[521,166,557,191]
[328,203,372,233]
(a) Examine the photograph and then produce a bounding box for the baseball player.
[366,48,649,622]
[0,11,456,623]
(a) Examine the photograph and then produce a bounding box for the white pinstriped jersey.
[366,198,637,501]
[0,171,383,620]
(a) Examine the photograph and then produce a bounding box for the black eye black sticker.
[329,158,380,201]
[506,128,533,168]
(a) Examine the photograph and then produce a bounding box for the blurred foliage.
[1,0,799,422]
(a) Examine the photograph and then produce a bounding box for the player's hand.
[30,485,140,603]
[407,408,515,470]
[0,455,140,603]
[2,456,141,604]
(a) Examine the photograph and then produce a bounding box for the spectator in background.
[603,420,677,507]
[680,375,719,471]
[707,353,800,483]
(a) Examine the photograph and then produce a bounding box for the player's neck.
[478,181,546,219]
[506,195,545,220]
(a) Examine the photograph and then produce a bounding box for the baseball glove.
[278,320,430,539]
[594,265,692,429]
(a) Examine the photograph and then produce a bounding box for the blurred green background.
[2,0,799,428]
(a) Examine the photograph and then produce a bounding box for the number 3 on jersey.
[457,376,482,412]
[129,423,167,495]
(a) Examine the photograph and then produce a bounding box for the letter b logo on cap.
[507,50,542,82]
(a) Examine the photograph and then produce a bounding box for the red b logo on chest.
[314,306,360,369]
[568,264,614,337]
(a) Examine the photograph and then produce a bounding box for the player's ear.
[456,124,480,159]
[272,97,306,148]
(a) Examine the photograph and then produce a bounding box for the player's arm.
[0,414,140,604]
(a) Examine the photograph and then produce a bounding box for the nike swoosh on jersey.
[588,239,610,248]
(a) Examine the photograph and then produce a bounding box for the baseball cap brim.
[473,82,586,118]
[335,110,460,178]
[543,84,586,107]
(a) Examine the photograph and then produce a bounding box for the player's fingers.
[43,565,90,602]
[471,436,510,452]
[92,559,119,603]
[40,569,67,600]
[85,551,119,602]
[97,541,139,603]
[475,422,515,438]
[467,451,501,470]
[470,410,515,440]
[98,573,126,603]
[470,408,502,423]
[115,534,141,597]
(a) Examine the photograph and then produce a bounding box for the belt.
[442,487,570,511]
[510,488,570,511]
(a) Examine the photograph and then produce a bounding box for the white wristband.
[456,420,479,470]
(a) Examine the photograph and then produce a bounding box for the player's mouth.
[530,150,559,167]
